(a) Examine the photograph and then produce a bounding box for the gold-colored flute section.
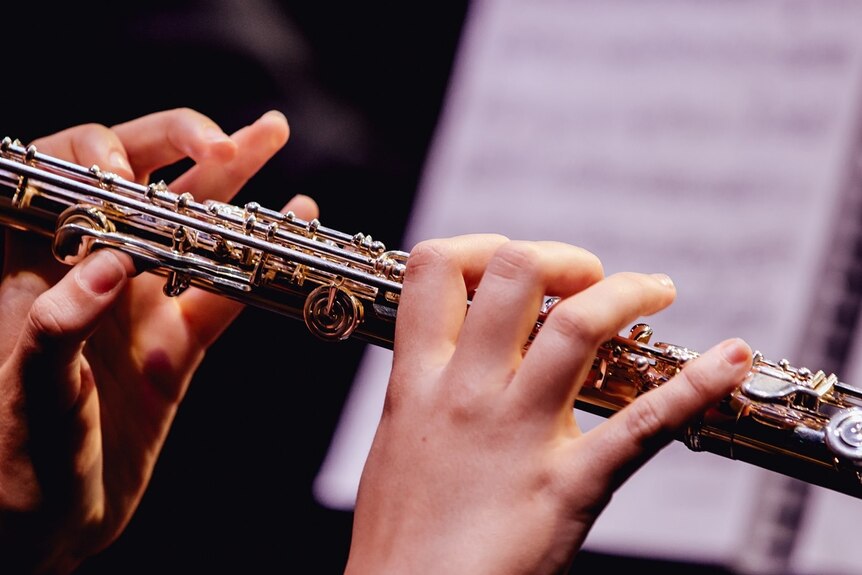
[3,136,862,499]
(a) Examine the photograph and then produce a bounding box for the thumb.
[576,337,752,490]
[13,249,135,412]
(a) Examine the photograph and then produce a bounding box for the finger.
[574,338,752,492]
[175,194,319,348]
[0,232,63,358]
[12,249,135,412]
[30,122,136,181]
[393,234,510,367]
[111,107,237,182]
[452,241,603,381]
[3,123,141,346]
[167,110,290,204]
[515,272,676,411]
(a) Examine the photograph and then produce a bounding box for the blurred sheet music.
[315,1,862,572]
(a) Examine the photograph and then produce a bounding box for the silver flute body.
[3,137,862,499]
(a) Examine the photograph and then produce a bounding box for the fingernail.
[109,150,132,175]
[651,273,674,288]
[720,338,751,365]
[76,250,127,295]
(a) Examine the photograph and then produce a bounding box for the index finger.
[393,234,509,368]
[111,107,238,182]
[573,337,752,492]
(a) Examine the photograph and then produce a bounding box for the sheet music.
[792,154,862,574]
[315,0,862,570]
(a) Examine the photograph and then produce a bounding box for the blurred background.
[6,1,862,573]
[6,1,469,572]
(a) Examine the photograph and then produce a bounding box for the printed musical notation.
[316,2,862,572]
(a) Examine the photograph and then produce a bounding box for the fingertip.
[261,109,289,131]
[257,109,291,148]
[650,273,675,291]
[201,125,239,162]
[719,337,752,367]
[650,273,676,310]
[75,250,134,295]
[283,194,319,221]
[107,150,134,180]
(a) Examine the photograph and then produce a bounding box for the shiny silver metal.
[0,136,407,347]
[3,136,862,498]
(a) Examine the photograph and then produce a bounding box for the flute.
[3,136,862,499]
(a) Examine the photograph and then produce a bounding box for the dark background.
[5,2,734,572]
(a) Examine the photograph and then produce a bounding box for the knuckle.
[624,395,667,443]
[74,123,112,139]
[486,241,541,282]
[545,304,601,346]
[443,382,488,425]
[677,362,712,400]
[405,239,456,278]
[30,123,112,153]
[26,295,67,344]
[580,249,604,281]
[161,106,197,121]
[71,123,116,153]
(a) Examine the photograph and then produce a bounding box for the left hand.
[0,108,318,574]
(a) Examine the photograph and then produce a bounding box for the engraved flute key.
[0,136,407,347]
[3,136,862,499]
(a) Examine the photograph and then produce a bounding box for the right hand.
[346,234,752,574]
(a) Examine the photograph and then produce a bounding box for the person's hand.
[0,108,318,574]
[346,235,752,574]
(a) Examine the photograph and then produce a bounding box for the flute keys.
[303,283,364,341]
[825,407,862,465]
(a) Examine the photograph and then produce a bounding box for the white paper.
[792,195,862,575]
[315,0,862,571]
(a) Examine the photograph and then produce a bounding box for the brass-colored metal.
[0,137,406,345]
[2,137,862,498]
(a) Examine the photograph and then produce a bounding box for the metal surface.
[3,136,862,498]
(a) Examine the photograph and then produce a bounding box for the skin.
[0,108,754,575]
[0,108,318,574]
[346,235,753,574]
